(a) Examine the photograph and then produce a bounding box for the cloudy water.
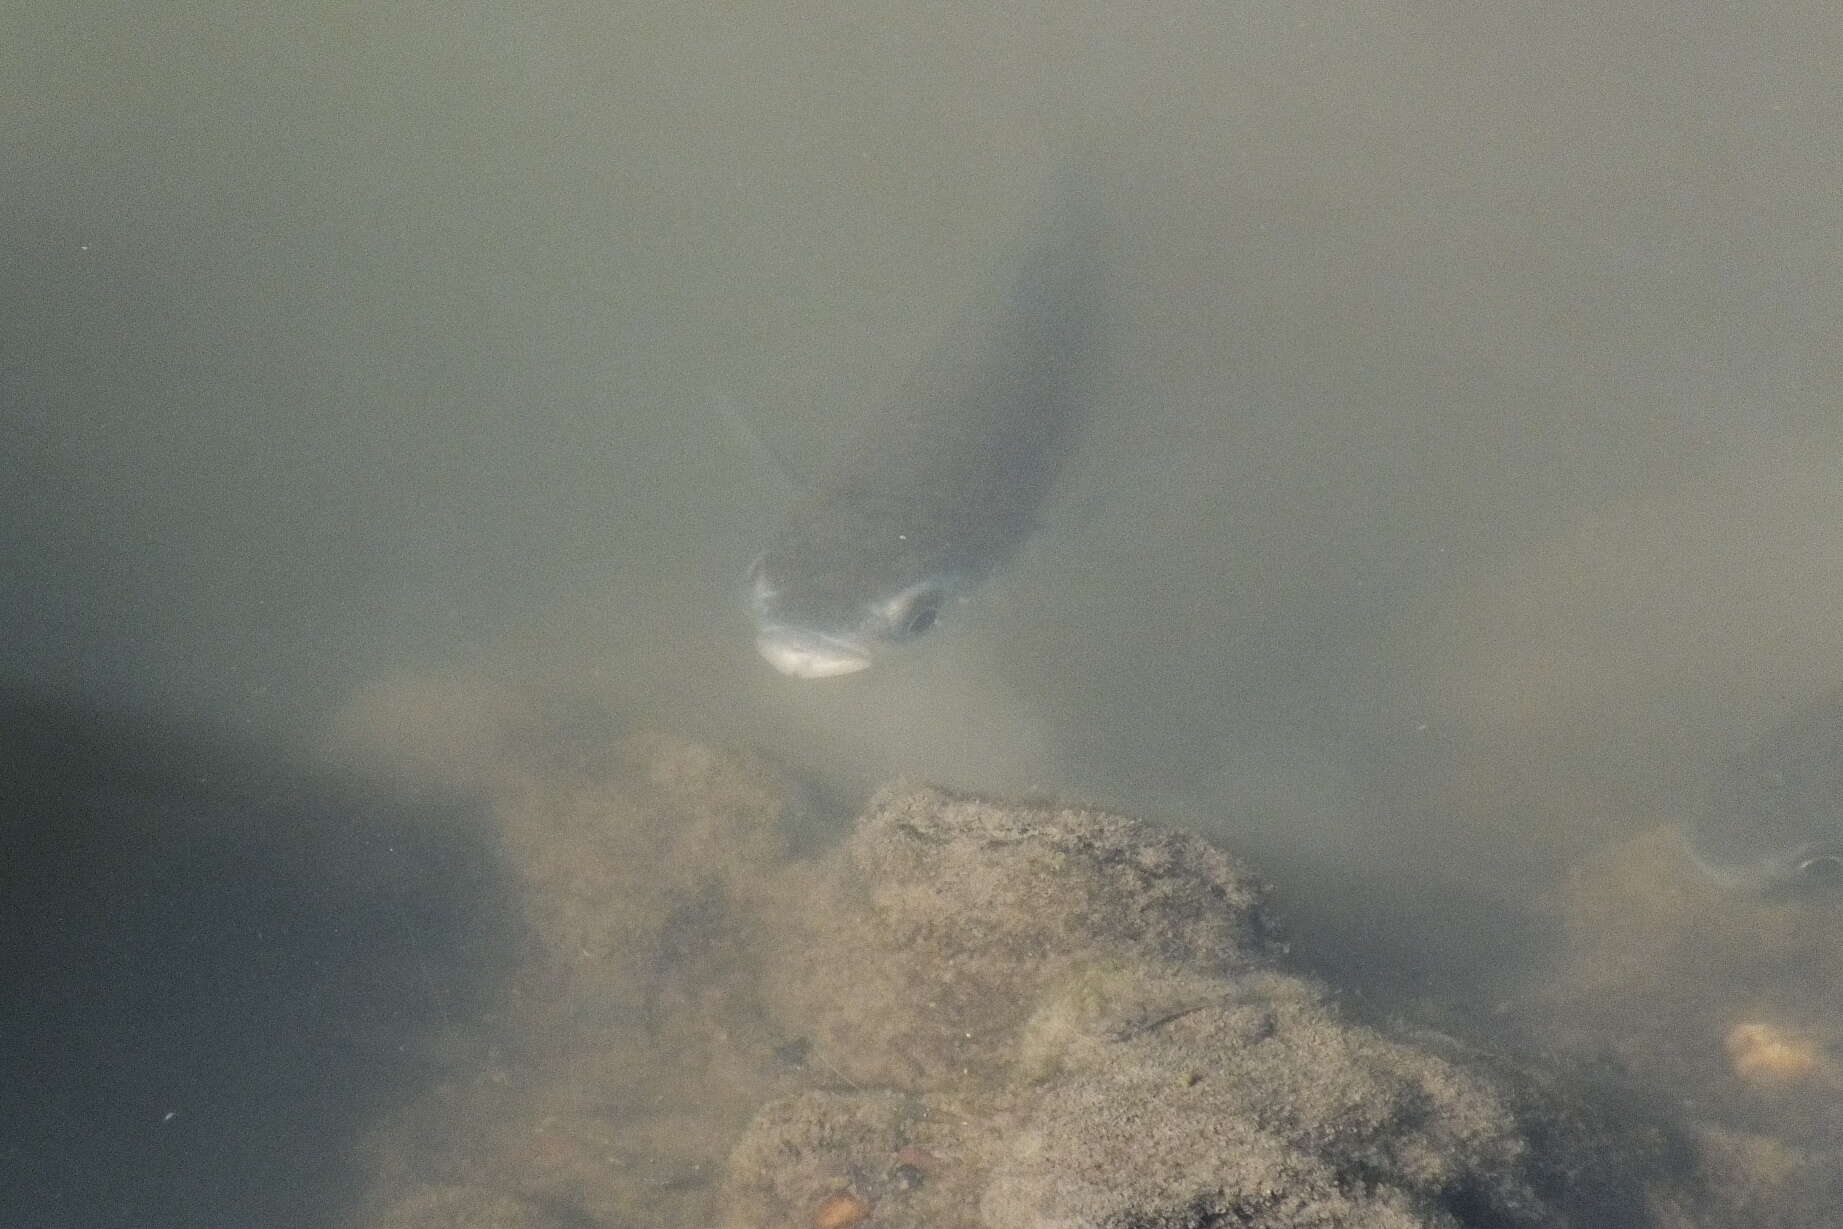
[5,1,1842,1225]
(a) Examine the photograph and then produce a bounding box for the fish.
[746,185,1100,678]
[1687,686,1843,893]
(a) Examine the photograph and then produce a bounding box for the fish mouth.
[754,626,873,679]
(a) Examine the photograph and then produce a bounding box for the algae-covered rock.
[718,1087,1003,1229]
[325,680,1662,1229]
[729,785,1653,1229]
[983,985,1612,1228]
[759,784,1280,1091]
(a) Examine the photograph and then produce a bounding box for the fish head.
[746,505,972,679]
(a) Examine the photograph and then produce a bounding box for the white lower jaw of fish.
[754,626,873,678]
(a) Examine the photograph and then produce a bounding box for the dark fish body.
[748,188,1100,677]
[1689,687,1843,892]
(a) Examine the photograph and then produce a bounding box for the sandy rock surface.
[333,677,1673,1228]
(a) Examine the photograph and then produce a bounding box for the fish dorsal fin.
[716,393,817,501]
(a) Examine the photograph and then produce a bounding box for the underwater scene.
[4,2,1841,1226]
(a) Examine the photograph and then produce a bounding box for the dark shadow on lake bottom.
[0,684,518,1229]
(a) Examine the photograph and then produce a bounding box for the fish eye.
[875,578,953,643]
[898,598,939,639]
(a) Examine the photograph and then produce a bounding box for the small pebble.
[1725,1021,1822,1085]
[813,1190,872,1229]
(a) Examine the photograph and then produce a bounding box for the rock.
[729,785,1653,1228]
[319,682,1664,1229]
[759,784,1279,1091]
